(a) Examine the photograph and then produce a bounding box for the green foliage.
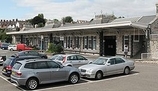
[48,43,63,53]
[0,29,12,43]
[27,13,46,28]
[32,16,46,27]
[62,16,73,23]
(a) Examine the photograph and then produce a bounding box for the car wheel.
[26,78,38,90]
[10,48,13,51]
[95,71,103,80]
[124,67,130,75]
[69,73,79,84]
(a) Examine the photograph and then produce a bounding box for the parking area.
[0,49,158,91]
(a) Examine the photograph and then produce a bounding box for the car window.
[92,58,107,65]
[24,63,34,69]
[13,62,22,70]
[47,61,60,68]
[34,61,48,69]
[28,51,39,55]
[67,55,77,60]
[115,58,125,64]
[108,58,115,65]
[56,56,64,61]
[4,57,14,65]
[76,55,87,60]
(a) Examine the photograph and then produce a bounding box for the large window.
[83,36,88,49]
[83,36,96,50]
[65,36,73,48]
[93,36,96,50]
[74,36,80,48]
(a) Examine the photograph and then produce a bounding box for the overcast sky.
[0,0,158,21]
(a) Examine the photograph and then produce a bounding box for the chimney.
[156,3,158,16]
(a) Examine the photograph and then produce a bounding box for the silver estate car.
[11,59,81,90]
[78,56,135,80]
[50,54,89,68]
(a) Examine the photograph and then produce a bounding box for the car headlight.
[86,69,93,74]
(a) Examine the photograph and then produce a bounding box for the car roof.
[15,55,41,59]
[54,54,83,56]
[17,59,51,64]
[98,56,124,59]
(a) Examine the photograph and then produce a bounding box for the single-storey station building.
[6,4,158,59]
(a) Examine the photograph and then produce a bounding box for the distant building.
[6,4,158,59]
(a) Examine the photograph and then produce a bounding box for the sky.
[0,0,158,21]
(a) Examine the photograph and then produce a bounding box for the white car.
[79,56,135,80]
[50,54,89,68]
[8,44,17,51]
[0,56,6,65]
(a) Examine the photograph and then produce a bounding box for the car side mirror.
[88,61,92,64]
[106,63,111,66]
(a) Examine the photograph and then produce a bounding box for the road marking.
[34,73,139,91]
[0,75,25,91]
[0,73,139,91]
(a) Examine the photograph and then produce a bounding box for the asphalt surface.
[0,49,158,91]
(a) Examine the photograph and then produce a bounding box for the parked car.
[78,56,135,80]
[50,54,89,68]
[11,50,48,59]
[11,59,81,90]
[8,44,17,51]
[0,56,6,65]
[0,43,10,50]
[2,56,41,76]
[17,43,32,51]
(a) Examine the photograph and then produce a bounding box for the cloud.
[13,0,158,21]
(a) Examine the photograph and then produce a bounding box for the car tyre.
[95,71,103,80]
[69,73,79,84]
[26,78,38,90]
[10,48,13,51]
[124,67,130,75]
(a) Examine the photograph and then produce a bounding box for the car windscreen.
[50,55,64,61]
[3,57,14,65]
[92,58,108,65]
[13,62,22,70]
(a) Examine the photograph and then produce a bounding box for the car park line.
[34,73,139,91]
[0,75,25,91]
[0,72,138,91]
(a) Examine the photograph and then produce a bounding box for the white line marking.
[35,73,139,91]
[0,75,25,91]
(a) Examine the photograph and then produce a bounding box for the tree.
[31,16,46,27]
[38,14,44,19]
[62,16,73,23]
[0,29,12,43]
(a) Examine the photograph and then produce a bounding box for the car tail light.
[16,72,22,76]
[6,66,12,70]
[62,56,66,63]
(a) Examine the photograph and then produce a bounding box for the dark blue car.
[0,43,10,50]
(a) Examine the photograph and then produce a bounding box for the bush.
[48,43,63,53]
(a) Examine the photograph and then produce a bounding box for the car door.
[106,58,117,75]
[114,58,126,73]
[76,55,88,67]
[67,55,80,67]
[33,61,51,84]
[47,61,67,82]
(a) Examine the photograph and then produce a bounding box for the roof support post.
[99,30,104,56]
